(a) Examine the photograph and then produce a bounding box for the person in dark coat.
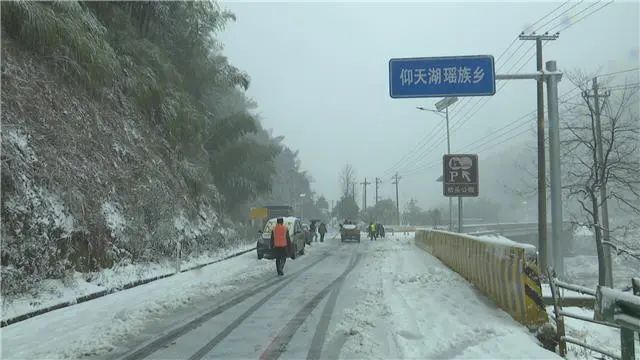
[318,222,327,242]
[310,221,318,242]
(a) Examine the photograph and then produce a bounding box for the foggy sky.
[219,1,639,210]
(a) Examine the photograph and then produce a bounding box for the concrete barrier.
[415,230,547,328]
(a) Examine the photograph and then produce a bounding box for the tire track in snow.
[121,255,329,360]
[306,273,344,359]
[260,253,362,360]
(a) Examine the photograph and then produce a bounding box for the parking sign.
[443,154,478,197]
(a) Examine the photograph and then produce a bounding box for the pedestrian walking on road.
[310,221,318,242]
[270,218,291,276]
[318,222,327,242]
[369,222,377,241]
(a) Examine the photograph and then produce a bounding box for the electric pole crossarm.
[519,34,560,41]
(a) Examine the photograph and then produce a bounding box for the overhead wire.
[380,2,573,177]
[383,0,618,178]
[401,89,583,176]
[399,1,621,176]
[387,40,540,176]
[400,74,630,178]
[528,0,573,32]
[532,0,585,33]
[551,0,614,33]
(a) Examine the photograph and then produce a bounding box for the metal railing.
[547,270,639,360]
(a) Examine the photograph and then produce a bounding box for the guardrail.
[463,222,574,231]
[415,230,547,328]
[548,271,639,360]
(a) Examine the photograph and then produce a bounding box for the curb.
[1,247,256,328]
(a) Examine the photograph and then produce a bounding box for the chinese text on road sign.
[443,154,478,197]
[389,56,496,98]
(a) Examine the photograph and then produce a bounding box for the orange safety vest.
[273,224,288,248]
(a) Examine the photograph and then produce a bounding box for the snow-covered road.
[1,233,558,359]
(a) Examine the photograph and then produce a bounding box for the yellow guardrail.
[415,230,547,328]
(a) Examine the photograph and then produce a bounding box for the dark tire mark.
[259,254,361,360]
[187,270,308,360]
[121,255,328,360]
[306,286,340,360]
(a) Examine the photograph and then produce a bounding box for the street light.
[299,193,306,220]
[417,97,458,231]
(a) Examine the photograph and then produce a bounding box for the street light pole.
[445,106,455,232]
[299,193,306,220]
[418,96,457,231]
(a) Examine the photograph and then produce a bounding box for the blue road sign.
[389,55,495,98]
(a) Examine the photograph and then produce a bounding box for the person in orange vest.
[270,218,291,276]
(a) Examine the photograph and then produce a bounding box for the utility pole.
[375,177,382,205]
[392,173,401,225]
[352,183,356,202]
[361,178,371,210]
[519,32,558,272]
[584,77,613,287]
[546,60,564,278]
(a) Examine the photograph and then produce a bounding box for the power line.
[529,0,573,32]
[533,0,584,33]
[400,89,584,176]
[448,43,538,135]
[382,0,615,178]
[598,68,640,78]
[552,1,614,33]
[382,119,446,177]
[395,43,545,176]
[400,52,632,176]
[385,44,538,177]
[447,1,618,145]
[381,2,572,177]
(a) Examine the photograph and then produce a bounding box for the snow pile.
[101,201,126,242]
[553,307,640,360]
[565,255,640,289]
[574,226,594,237]
[335,233,558,359]
[6,129,37,163]
[476,233,537,252]
[3,130,75,237]
[1,241,255,321]
[1,250,273,359]
[4,185,76,238]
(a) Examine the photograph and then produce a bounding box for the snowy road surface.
[2,233,558,359]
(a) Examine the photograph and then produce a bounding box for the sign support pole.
[458,198,463,233]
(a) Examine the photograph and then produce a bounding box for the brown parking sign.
[443,154,478,197]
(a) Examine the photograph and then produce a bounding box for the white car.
[256,217,306,260]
